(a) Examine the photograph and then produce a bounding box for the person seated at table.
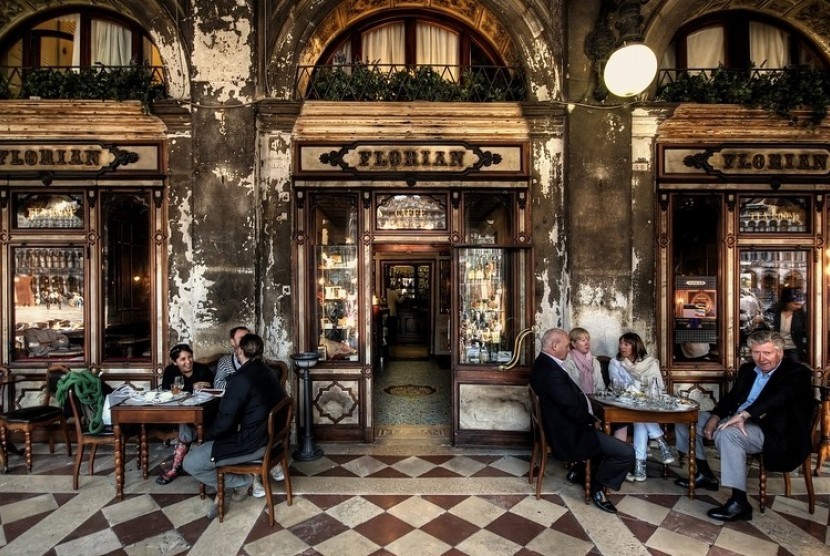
[213,326,249,390]
[156,343,213,485]
[530,328,634,513]
[608,332,675,482]
[563,327,605,395]
[182,333,285,519]
[674,330,813,521]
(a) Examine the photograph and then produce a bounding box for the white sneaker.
[655,439,676,465]
[626,460,647,482]
[270,464,285,482]
[251,474,266,498]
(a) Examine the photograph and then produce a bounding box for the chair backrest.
[45,364,71,407]
[264,359,290,394]
[527,385,547,452]
[265,397,294,465]
[67,388,87,439]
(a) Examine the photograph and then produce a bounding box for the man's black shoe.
[674,473,719,491]
[707,498,753,521]
[591,490,617,514]
[566,467,585,485]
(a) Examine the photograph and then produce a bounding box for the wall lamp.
[587,0,657,100]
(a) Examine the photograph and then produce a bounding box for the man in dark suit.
[675,330,813,521]
[530,328,635,513]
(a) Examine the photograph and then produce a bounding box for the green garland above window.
[656,66,830,126]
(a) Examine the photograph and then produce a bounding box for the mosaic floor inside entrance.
[0,441,828,555]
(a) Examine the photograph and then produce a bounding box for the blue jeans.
[182,441,262,490]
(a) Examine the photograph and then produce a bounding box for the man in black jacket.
[675,330,813,521]
[182,333,285,518]
[530,328,634,513]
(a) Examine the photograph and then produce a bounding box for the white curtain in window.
[70,14,81,67]
[750,21,789,69]
[91,20,132,66]
[362,23,405,67]
[416,23,459,79]
[332,43,352,65]
[686,26,724,75]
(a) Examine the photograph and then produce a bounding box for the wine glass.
[172,376,184,395]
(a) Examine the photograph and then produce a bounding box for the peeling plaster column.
[257,101,302,364]
[176,0,259,354]
[524,102,567,343]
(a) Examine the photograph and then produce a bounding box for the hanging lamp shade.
[603,42,658,98]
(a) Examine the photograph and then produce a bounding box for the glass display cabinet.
[458,249,511,364]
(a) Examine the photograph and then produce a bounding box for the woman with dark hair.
[608,332,674,482]
[761,287,808,362]
[156,343,213,485]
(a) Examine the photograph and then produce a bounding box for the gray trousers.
[675,411,764,491]
[182,441,263,490]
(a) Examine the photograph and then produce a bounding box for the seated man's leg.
[594,431,635,491]
[713,422,764,492]
[182,441,219,488]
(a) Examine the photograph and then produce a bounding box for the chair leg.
[73,443,85,490]
[60,418,72,456]
[281,454,293,506]
[803,457,815,515]
[0,425,7,473]
[89,445,98,476]
[217,473,225,523]
[534,449,547,499]
[263,471,275,526]
[528,440,539,485]
[759,458,767,514]
[784,472,792,497]
[584,459,592,504]
[24,430,33,473]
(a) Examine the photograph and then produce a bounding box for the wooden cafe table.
[111,391,219,499]
[590,393,700,497]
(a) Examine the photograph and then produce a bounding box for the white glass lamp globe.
[603,43,658,98]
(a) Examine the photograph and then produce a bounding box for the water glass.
[172,376,184,394]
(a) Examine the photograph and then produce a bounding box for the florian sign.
[295,142,527,184]
[0,142,146,185]
[660,144,830,182]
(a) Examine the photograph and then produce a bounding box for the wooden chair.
[528,385,590,502]
[756,401,820,514]
[0,364,72,472]
[216,397,294,525]
[264,359,289,394]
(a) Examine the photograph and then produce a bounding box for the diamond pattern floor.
[0,442,828,555]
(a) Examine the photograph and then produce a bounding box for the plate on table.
[182,391,214,405]
[198,388,225,397]
[129,390,187,404]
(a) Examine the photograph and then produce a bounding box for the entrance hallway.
[0,442,828,555]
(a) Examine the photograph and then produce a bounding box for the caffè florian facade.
[2,0,830,446]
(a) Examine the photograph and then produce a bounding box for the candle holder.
[291,351,323,461]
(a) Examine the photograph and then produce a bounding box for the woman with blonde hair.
[563,327,605,394]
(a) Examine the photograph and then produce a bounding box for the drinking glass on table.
[172,376,184,394]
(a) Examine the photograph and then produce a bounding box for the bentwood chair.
[528,385,591,502]
[216,397,294,525]
[755,401,820,514]
[0,364,72,472]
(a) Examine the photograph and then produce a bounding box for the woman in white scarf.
[608,332,675,482]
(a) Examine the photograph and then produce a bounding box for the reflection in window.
[671,195,720,362]
[464,193,512,244]
[12,246,85,360]
[13,193,84,229]
[314,195,359,361]
[738,249,808,360]
[376,194,447,230]
[739,196,809,233]
[102,193,151,360]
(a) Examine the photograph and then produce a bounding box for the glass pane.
[376,194,447,230]
[464,193,512,244]
[102,193,151,360]
[12,193,84,229]
[739,196,809,233]
[12,246,85,361]
[315,195,359,361]
[458,247,511,365]
[671,195,720,362]
[739,249,808,361]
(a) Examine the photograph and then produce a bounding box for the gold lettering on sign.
[357,149,466,168]
[0,147,103,168]
[720,152,828,171]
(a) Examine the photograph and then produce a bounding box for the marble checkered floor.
[0,441,829,556]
